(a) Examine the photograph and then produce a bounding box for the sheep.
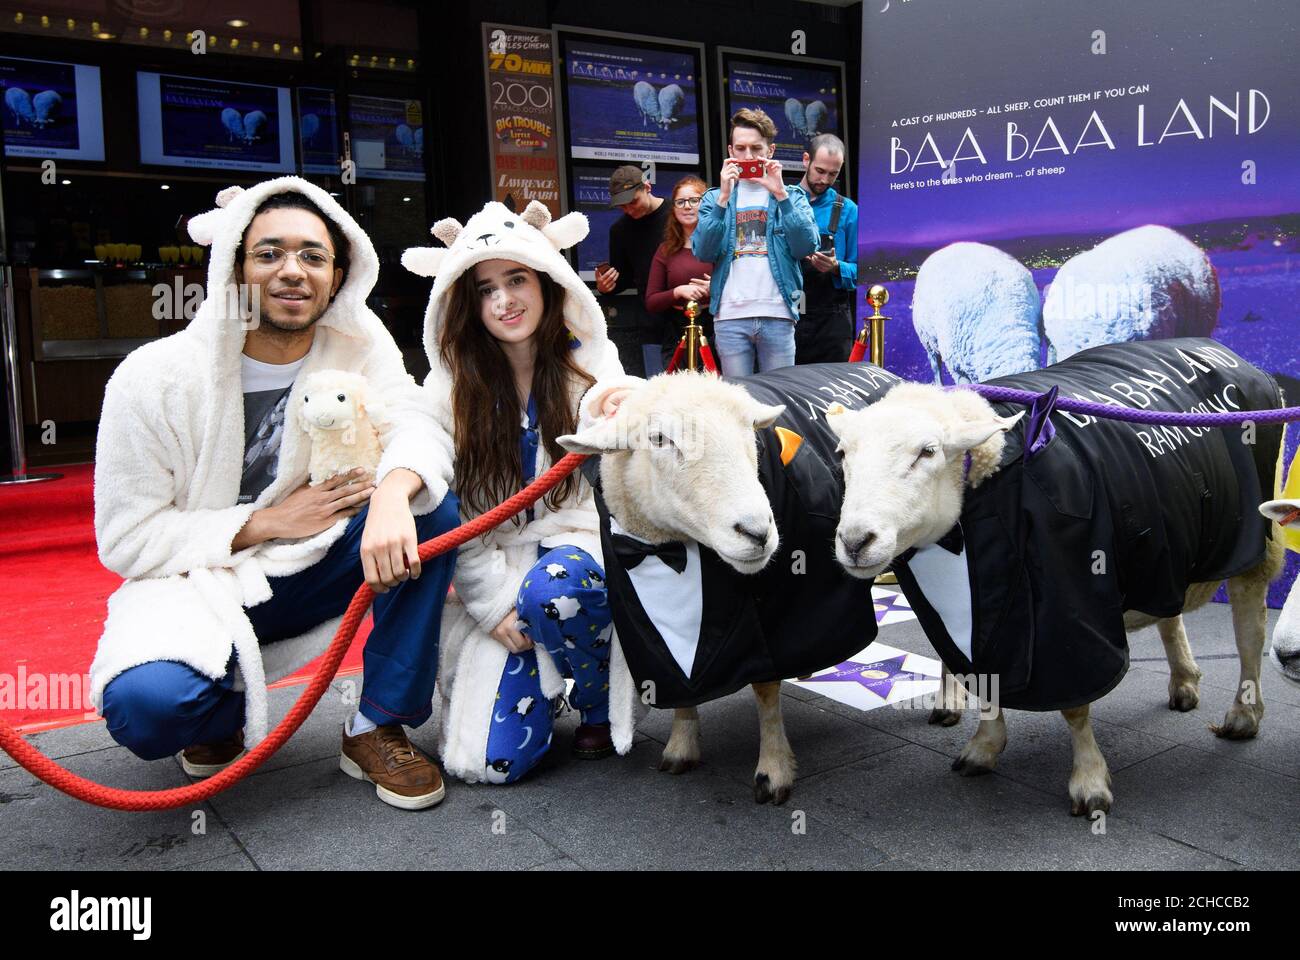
[656,84,685,127]
[559,363,901,803]
[1257,497,1300,686]
[911,242,1043,384]
[5,87,33,127]
[1042,225,1220,363]
[297,369,385,485]
[827,337,1286,816]
[221,107,244,143]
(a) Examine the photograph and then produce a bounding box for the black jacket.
[588,362,904,707]
[896,338,1284,711]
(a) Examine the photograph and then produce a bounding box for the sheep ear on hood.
[431,217,463,248]
[401,246,447,278]
[542,212,589,251]
[186,185,245,246]
[520,200,551,230]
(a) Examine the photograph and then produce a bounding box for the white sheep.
[297,369,385,485]
[911,242,1043,384]
[1042,224,1220,363]
[1257,497,1300,686]
[826,340,1285,817]
[559,364,899,803]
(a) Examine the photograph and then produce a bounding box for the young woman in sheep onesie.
[402,200,645,784]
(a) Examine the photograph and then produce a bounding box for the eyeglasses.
[244,246,335,271]
[673,197,703,208]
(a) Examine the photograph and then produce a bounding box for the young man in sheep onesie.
[402,199,645,784]
[91,178,461,811]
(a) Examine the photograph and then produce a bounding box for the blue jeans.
[483,545,612,784]
[101,495,460,760]
[713,316,796,377]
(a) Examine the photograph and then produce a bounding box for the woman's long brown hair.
[661,176,708,258]
[439,265,595,522]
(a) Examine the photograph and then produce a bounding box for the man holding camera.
[796,134,859,364]
[692,108,819,376]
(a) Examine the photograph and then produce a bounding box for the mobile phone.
[737,160,764,179]
[818,234,836,255]
[595,262,611,276]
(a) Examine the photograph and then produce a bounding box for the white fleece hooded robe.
[402,200,645,782]
[89,177,455,745]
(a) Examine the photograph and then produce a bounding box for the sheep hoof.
[1070,792,1112,818]
[753,773,792,805]
[929,707,962,727]
[1167,682,1200,712]
[658,754,699,775]
[951,756,992,777]
[1210,704,1261,740]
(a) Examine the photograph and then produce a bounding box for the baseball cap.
[608,165,647,207]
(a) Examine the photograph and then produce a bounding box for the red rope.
[664,338,685,374]
[0,453,588,812]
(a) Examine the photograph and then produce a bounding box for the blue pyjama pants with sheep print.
[483,545,613,784]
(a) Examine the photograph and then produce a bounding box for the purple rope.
[962,383,1300,427]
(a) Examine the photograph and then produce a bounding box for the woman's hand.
[601,388,632,417]
[490,610,533,653]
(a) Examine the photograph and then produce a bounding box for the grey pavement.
[2,602,1297,871]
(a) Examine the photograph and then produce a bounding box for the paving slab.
[0,750,242,871]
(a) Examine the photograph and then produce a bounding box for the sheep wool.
[590,361,904,707]
[895,338,1284,712]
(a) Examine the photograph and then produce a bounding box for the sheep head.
[827,383,1022,579]
[557,371,785,575]
[299,369,369,443]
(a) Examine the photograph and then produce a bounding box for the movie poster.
[723,54,844,171]
[857,0,1300,604]
[571,163,699,277]
[0,57,102,160]
[297,87,339,175]
[158,75,283,166]
[562,35,701,165]
[483,24,562,218]
[348,94,425,181]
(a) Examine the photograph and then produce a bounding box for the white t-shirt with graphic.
[239,353,307,504]
[717,179,795,322]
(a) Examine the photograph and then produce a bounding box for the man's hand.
[718,159,741,204]
[490,610,533,653]
[758,158,787,199]
[807,251,838,274]
[360,468,424,594]
[595,265,619,294]
[233,469,372,550]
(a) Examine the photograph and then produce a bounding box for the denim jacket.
[691,183,820,321]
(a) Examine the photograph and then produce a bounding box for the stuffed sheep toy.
[297,369,385,484]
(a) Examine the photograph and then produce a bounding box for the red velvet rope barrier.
[0,453,588,812]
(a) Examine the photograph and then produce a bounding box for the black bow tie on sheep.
[610,534,689,574]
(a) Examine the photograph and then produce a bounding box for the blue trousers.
[713,316,796,376]
[101,495,460,761]
[483,545,612,784]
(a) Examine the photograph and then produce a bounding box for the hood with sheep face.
[402,200,609,383]
[184,176,382,367]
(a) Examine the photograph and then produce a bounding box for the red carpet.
[0,464,366,732]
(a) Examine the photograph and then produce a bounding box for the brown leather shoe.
[573,722,614,760]
[340,723,446,810]
[181,730,245,778]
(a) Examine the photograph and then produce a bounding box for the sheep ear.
[1259,498,1300,523]
[431,218,463,248]
[825,403,848,437]
[298,398,313,434]
[520,200,551,230]
[942,411,1024,456]
[542,212,589,250]
[401,246,446,278]
[750,402,786,429]
[557,417,627,455]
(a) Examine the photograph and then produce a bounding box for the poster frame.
[716,45,850,194]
